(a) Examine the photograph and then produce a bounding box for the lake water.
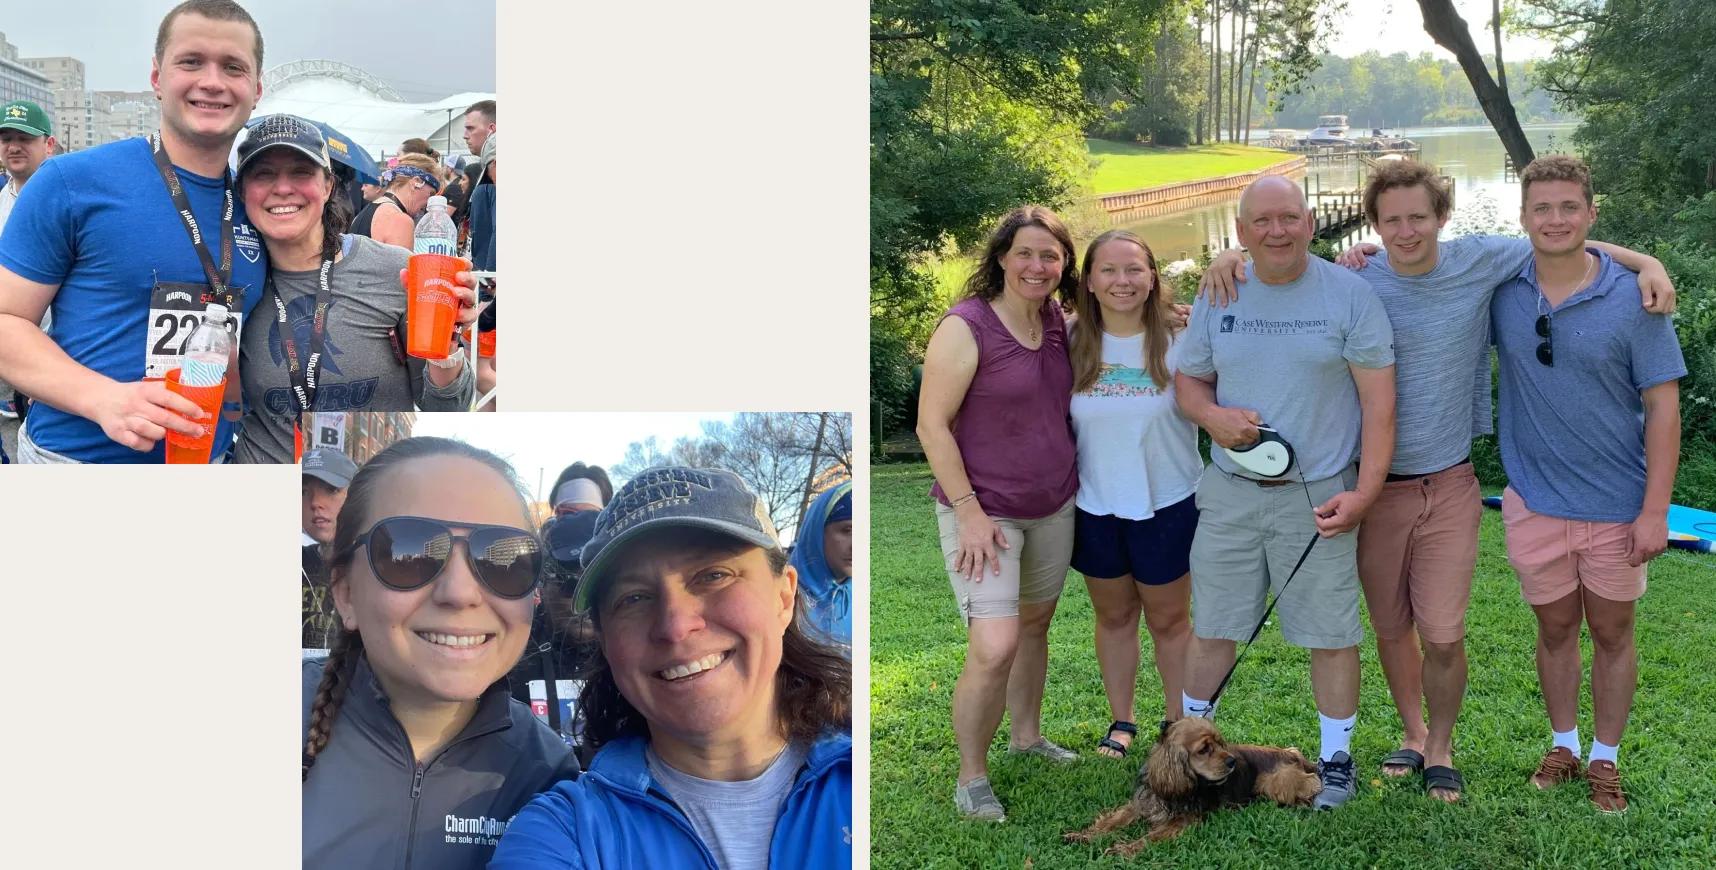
[1113,124,1577,264]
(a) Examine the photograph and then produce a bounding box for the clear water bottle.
[180,303,232,387]
[413,195,457,256]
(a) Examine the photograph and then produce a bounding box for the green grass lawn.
[1087,139,1291,196]
[871,462,1716,869]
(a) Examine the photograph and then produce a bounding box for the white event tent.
[249,60,493,163]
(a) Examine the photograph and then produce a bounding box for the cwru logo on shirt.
[1220,315,1236,333]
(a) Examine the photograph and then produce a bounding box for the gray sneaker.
[1313,751,1356,810]
[954,776,1006,822]
[1008,736,1078,763]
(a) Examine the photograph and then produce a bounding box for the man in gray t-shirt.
[1174,175,1396,811]
[1198,161,1676,802]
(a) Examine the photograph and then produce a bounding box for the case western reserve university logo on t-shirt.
[1226,316,1331,336]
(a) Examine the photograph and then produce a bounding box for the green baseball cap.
[0,100,52,137]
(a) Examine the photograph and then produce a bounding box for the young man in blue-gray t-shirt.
[1198,162,1676,803]
[0,2,268,463]
[1493,155,1683,815]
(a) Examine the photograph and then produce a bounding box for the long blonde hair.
[1069,230,1177,393]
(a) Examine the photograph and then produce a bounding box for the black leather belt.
[1233,474,1293,487]
[1386,457,1471,483]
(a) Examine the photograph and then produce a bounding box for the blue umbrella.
[244,116,381,184]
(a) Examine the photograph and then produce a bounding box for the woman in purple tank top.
[917,206,1081,822]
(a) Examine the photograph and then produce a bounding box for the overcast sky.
[1326,0,1557,60]
[1,0,493,99]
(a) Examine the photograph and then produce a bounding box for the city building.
[345,412,416,465]
[0,32,53,113]
[18,56,108,150]
[99,90,160,142]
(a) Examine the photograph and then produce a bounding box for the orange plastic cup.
[406,252,469,359]
[163,367,224,464]
[463,325,497,359]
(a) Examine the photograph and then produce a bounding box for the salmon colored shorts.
[1500,487,1647,606]
[1356,461,1481,643]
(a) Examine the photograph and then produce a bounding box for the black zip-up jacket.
[302,655,579,869]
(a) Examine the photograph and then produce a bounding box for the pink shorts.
[1356,462,1480,643]
[1500,487,1647,606]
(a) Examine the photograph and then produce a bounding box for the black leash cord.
[1202,466,1324,716]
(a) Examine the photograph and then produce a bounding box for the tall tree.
[1514,0,1716,237]
[614,413,854,534]
[1416,0,1534,168]
[1491,0,1508,95]
[1211,3,1221,142]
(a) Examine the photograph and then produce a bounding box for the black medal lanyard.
[272,255,336,415]
[149,132,237,311]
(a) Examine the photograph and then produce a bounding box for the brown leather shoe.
[1529,747,1583,789]
[1586,760,1628,814]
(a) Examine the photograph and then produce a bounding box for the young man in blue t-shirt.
[1493,155,1683,814]
[0,0,268,463]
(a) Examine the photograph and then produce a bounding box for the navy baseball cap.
[238,114,330,173]
[302,448,358,489]
[576,467,779,613]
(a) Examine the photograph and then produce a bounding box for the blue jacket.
[789,481,852,649]
[489,731,853,869]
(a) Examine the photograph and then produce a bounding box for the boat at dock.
[1305,114,1353,146]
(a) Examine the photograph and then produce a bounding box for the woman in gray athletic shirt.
[229,115,476,464]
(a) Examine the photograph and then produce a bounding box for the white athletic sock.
[1589,739,1619,765]
[1318,713,1356,762]
[1552,727,1581,756]
[1182,692,1213,719]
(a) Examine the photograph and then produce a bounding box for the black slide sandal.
[1097,721,1138,758]
[1381,748,1425,777]
[1424,765,1463,801]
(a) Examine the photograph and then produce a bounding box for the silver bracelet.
[949,491,978,508]
[426,353,464,370]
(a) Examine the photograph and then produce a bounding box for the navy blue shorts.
[1071,495,1199,585]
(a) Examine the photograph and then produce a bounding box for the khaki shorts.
[1356,462,1481,643]
[1501,487,1647,606]
[936,497,1075,621]
[1189,464,1362,649]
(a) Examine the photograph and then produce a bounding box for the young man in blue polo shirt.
[1493,155,1684,814]
[0,0,267,463]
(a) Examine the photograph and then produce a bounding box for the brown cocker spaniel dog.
[1065,717,1322,855]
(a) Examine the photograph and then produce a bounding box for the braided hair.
[301,437,531,782]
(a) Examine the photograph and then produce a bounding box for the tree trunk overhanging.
[1417,0,1535,168]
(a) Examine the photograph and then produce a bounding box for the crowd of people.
[920,155,1682,823]
[0,0,500,465]
[298,441,855,868]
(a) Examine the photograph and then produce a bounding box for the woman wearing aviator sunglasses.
[302,437,578,870]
